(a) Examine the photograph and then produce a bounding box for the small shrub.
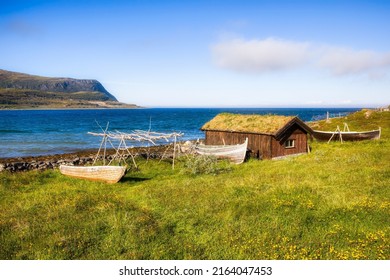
[182,155,231,175]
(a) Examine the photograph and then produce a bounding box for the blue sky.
[1,0,389,107]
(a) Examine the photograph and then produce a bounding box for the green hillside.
[309,109,389,138]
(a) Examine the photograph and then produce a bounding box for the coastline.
[0,140,197,172]
[0,105,144,111]
[0,144,178,164]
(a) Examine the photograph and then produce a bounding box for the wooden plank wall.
[271,129,308,158]
[205,131,272,159]
[205,127,308,159]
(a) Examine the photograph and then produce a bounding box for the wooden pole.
[126,147,138,169]
[172,135,177,170]
[121,137,138,169]
[327,126,340,143]
[159,145,170,163]
[103,134,107,165]
[93,134,105,165]
[93,122,109,165]
[108,137,124,165]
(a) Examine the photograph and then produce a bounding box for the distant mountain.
[0,69,139,109]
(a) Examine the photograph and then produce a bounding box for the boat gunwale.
[312,129,381,135]
[194,138,248,164]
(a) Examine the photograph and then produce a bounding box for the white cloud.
[211,38,310,73]
[211,37,390,77]
[317,47,390,76]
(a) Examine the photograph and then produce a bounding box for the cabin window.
[284,139,295,148]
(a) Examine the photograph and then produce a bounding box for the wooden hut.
[201,113,313,160]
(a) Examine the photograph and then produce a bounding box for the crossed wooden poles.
[88,123,183,169]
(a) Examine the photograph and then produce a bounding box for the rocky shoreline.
[0,144,180,173]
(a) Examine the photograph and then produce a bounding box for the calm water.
[0,108,360,158]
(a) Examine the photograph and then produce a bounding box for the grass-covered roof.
[201,113,296,134]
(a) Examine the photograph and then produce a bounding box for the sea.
[0,108,361,158]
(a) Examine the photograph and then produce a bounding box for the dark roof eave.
[274,117,314,140]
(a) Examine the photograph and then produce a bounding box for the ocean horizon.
[0,107,361,158]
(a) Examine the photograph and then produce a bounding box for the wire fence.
[310,111,352,121]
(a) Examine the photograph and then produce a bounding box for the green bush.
[182,155,232,175]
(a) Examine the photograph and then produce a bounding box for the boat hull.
[195,138,248,164]
[312,129,381,142]
[59,165,127,183]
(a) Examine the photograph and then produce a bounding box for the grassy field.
[0,110,389,260]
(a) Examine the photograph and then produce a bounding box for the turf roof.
[201,113,296,134]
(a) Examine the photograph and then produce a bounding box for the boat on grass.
[312,128,381,142]
[195,138,248,164]
[59,165,127,184]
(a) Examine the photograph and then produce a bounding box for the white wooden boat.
[59,165,127,183]
[195,138,248,164]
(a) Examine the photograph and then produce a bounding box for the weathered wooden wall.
[271,128,308,158]
[204,126,308,159]
[204,130,272,159]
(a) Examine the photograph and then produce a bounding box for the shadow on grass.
[120,176,151,183]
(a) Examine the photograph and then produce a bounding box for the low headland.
[0,69,140,109]
[0,108,389,260]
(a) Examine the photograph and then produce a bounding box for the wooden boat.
[312,128,381,142]
[195,138,248,164]
[59,165,127,183]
